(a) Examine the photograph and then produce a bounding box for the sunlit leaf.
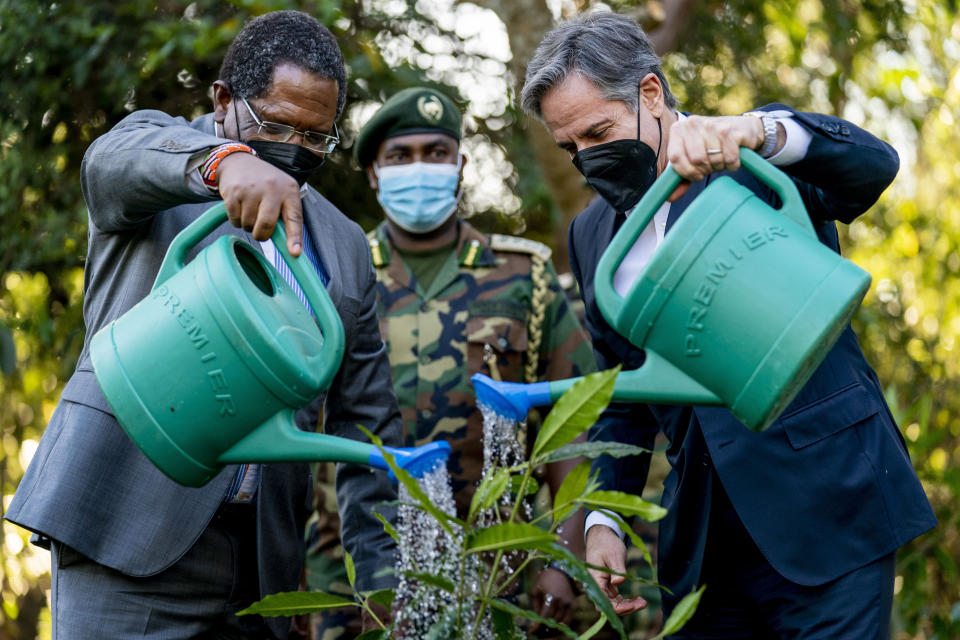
[532,367,620,460]
[345,550,356,589]
[237,591,357,617]
[582,490,667,522]
[551,460,594,524]
[469,467,510,522]
[653,585,706,639]
[540,440,652,464]
[465,522,557,553]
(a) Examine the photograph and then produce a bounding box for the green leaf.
[509,474,539,496]
[469,467,510,522]
[400,571,457,593]
[355,631,389,640]
[532,367,620,460]
[653,585,706,639]
[373,510,399,543]
[551,460,595,524]
[582,490,668,522]
[542,544,626,639]
[491,605,523,639]
[540,440,652,464]
[579,615,609,640]
[465,522,558,553]
[609,511,656,571]
[237,591,358,617]
[345,550,356,589]
[364,588,395,610]
[486,597,577,639]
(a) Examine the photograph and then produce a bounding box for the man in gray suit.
[6,11,401,639]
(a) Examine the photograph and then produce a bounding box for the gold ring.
[706,148,723,154]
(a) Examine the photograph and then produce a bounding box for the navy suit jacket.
[569,105,936,607]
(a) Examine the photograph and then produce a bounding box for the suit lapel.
[301,194,343,309]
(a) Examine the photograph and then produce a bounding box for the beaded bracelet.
[199,142,257,194]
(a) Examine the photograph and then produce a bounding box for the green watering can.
[91,203,449,487]
[473,148,871,432]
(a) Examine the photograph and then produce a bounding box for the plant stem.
[470,462,538,639]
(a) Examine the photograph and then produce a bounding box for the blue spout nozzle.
[470,373,552,422]
[368,440,452,481]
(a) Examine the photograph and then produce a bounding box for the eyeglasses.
[240,97,340,154]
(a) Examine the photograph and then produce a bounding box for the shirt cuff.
[584,509,625,542]
[763,110,812,166]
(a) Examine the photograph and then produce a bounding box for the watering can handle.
[152,203,346,392]
[596,147,813,309]
[737,147,814,236]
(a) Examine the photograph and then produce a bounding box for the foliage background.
[1,0,958,638]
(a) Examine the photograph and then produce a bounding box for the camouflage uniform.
[308,219,595,638]
[368,219,595,513]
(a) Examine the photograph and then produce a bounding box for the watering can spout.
[368,441,452,480]
[216,411,451,483]
[471,374,551,422]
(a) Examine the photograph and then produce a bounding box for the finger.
[250,191,281,242]
[281,191,304,257]
[224,191,244,229]
[681,131,711,180]
[721,130,742,171]
[613,595,648,616]
[705,140,725,169]
[555,600,573,625]
[668,181,690,202]
[668,132,703,183]
[240,192,260,233]
[588,568,616,599]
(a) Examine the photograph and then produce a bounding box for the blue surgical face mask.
[374,158,462,234]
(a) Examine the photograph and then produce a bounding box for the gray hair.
[521,11,677,119]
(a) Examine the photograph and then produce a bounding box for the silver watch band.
[746,111,778,158]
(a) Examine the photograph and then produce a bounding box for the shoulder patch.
[367,234,390,267]
[489,234,552,261]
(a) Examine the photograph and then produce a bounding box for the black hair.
[219,10,347,118]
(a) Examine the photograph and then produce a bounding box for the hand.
[216,151,304,256]
[665,114,767,202]
[585,525,647,616]
[529,566,577,633]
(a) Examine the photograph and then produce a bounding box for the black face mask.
[572,109,662,214]
[233,98,325,187]
[245,140,325,187]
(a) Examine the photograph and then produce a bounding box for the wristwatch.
[745,111,778,158]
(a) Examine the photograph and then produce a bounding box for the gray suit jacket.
[7,110,401,606]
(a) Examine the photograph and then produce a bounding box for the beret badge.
[418,94,445,123]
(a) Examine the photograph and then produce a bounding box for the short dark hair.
[219,10,347,118]
[521,10,677,119]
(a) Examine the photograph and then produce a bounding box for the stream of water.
[392,401,525,639]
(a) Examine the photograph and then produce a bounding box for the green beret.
[354,87,461,167]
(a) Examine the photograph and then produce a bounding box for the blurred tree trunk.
[464,0,699,272]
[466,0,591,272]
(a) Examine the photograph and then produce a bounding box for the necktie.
[225,222,329,503]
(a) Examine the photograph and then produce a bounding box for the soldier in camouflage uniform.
[307,87,597,639]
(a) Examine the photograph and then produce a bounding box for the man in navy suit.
[520,11,936,638]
